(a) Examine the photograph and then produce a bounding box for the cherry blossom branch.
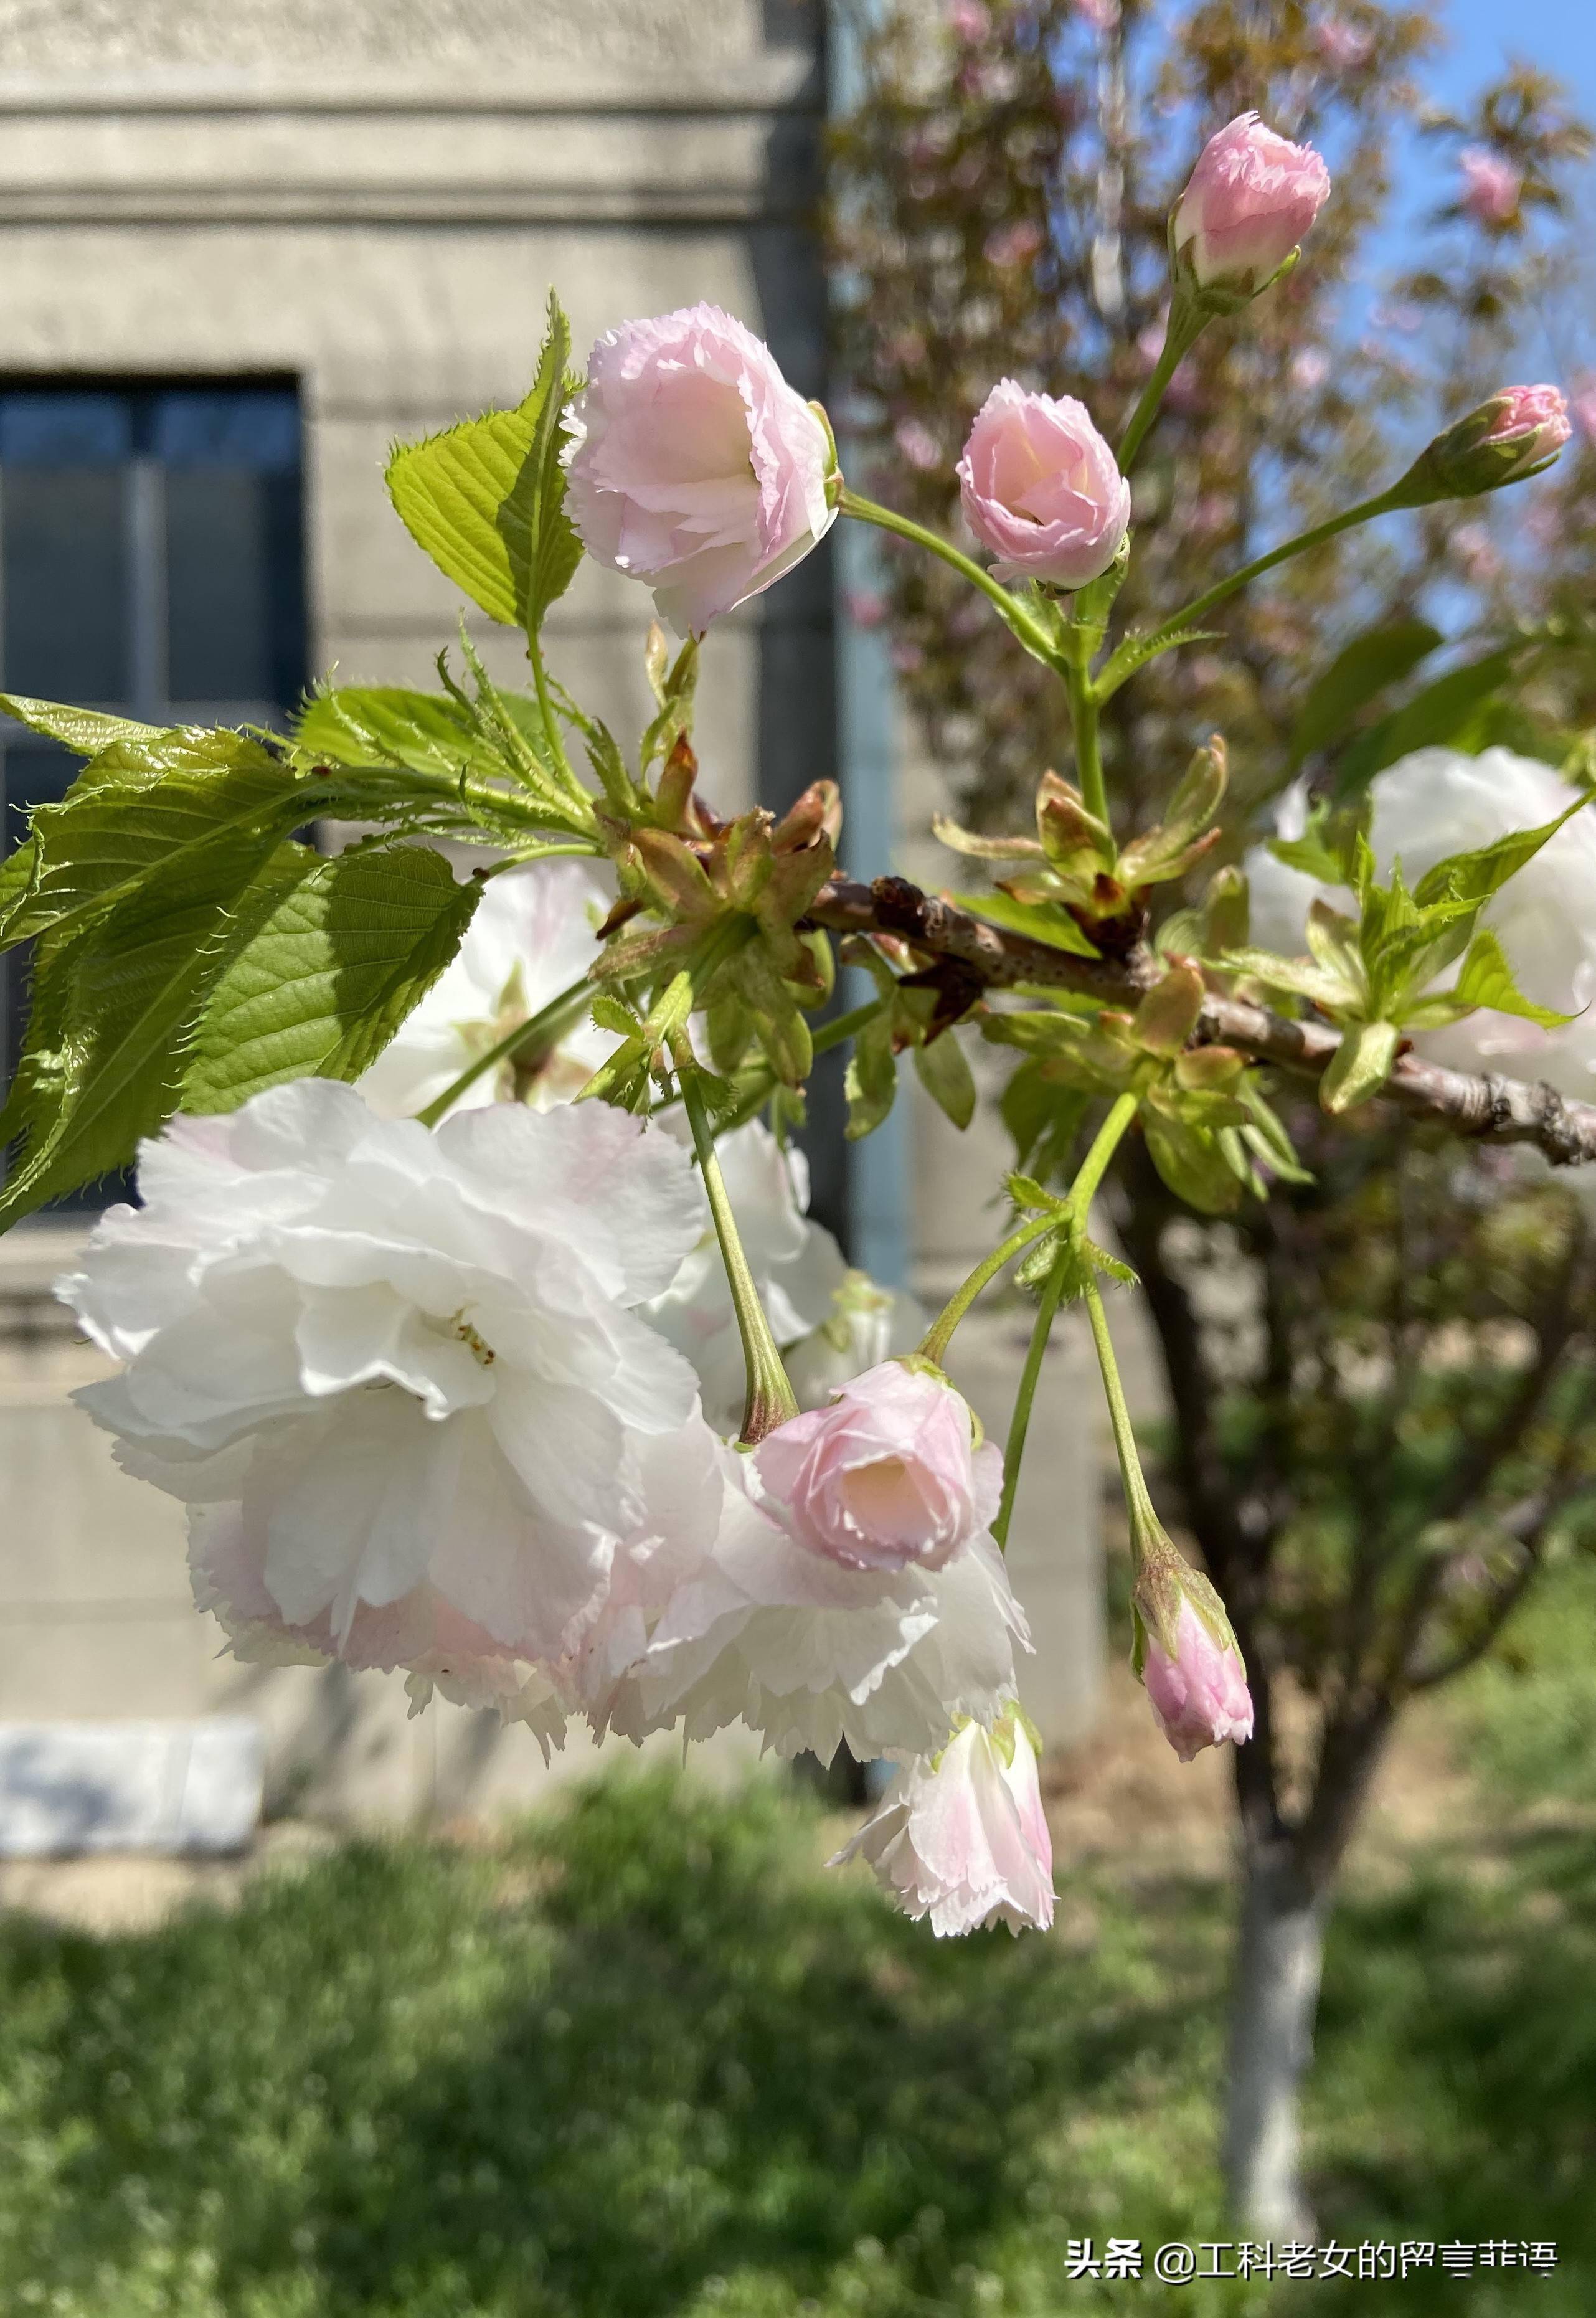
[806,874,1596,1166]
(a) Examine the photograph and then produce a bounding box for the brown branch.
[808,873,1596,1165]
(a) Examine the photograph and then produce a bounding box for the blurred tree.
[829,0,1596,2236]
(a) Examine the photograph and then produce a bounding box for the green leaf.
[1142,1113,1245,1214]
[912,1029,976,1129]
[1288,619,1442,770]
[0,840,38,941]
[844,1009,897,1139]
[0,824,306,1228]
[2,729,325,955]
[1333,646,1522,799]
[182,845,483,1112]
[0,693,166,755]
[1450,927,1577,1031]
[1320,1018,1400,1114]
[295,685,509,783]
[1099,625,1221,694]
[385,295,582,634]
[948,889,1100,957]
[1411,799,1587,911]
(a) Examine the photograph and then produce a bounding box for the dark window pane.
[0,393,131,466]
[151,389,300,473]
[166,469,274,702]
[2,466,128,701]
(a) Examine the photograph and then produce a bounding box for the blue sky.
[1369,0,1596,378]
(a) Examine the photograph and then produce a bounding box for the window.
[0,380,306,1208]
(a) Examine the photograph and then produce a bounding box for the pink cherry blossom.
[1173,113,1331,293]
[957,380,1130,589]
[831,1714,1055,1936]
[947,0,989,40]
[1143,1597,1255,1762]
[753,1359,1001,1573]
[1460,146,1521,227]
[564,304,836,638]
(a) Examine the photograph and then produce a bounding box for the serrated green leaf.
[1288,618,1442,770]
[1100,624,1221,693]
[182,845,482,1112]
[0,823,306,1228]
[948,888,1100,957]
[2,730,326,955]
[1450,926,1577,1030]
[1220,946,1358,1012]
[1411,798,1587,912]
[0,839,38,940]
[386,295,582,633]
[913,1029,976,1129]
[0,692,165,755]
[295,685,511,783]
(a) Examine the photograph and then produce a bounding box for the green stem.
[1117,293,1206,473]
[1083,1274,1159,1542]
[838,486,1059,660]
[671,1031,800,1444]
[1095,486,1400,704]
[414,970,595,1129]
[526,632,587,807]
[990,1251,1070,1553]
[1064,658,1108,827]
[918,1089,1140,1371]
[989,1089,1140,1548]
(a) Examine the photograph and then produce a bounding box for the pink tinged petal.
[565,301,835,636]
[1144,1599,1255,1761]
[257,1396,460,1635]
[753,1361,989,1572]
[957,381,1129,589]
[832,1720,1054,1936]
[1173,111,1331,290]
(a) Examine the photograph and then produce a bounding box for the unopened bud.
[1131,1538,1254,1762]
[1392,385,1572,507]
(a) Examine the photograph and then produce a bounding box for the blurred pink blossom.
[844,587,890,630]
[983,218,1045,269]
[1567,375,1596,443]
[1316,20,1373,69]
[894,416,942,471]
[1460,146,1521,227]
[947,0,990,40]
[1291,348,1330,391]
[1451,521,1503,585]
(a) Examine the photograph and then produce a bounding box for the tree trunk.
[1223,1841,1327,2242]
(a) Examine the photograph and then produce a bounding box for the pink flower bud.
[1143,1597,1255,1762]
[564,305,837,638]
[753,1359,1001,1572]
[1173,112,1331,295]
[1394,385,1571,506]
[831,1711,1055,1936]
[956,380,1130,589]
[1483,383,1571,458]
[1460,146,1521,227]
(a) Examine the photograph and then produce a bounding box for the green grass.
[6,1558,1596,2317]
[1,1753,1594,2318]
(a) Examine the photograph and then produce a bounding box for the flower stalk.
[669,1029,799,1442]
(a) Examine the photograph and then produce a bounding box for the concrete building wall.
[0,0,1104,1830]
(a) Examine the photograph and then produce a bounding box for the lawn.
[2,1579,1594,2317]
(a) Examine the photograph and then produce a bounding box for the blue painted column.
[828,0,910,1290]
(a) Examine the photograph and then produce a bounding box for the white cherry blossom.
[61,1080,705,1669]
